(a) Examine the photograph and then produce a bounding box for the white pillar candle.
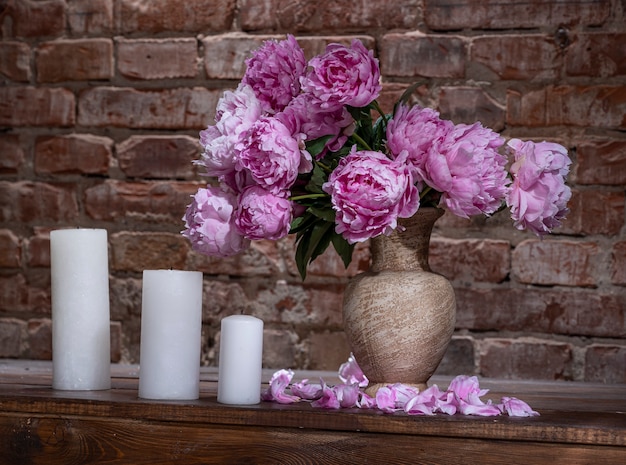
[138,269,203,400]
[50,228,111,390]
[217,315,264,405]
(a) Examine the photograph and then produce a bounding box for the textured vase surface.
[342,208,456,396]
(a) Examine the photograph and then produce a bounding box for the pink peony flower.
[198,84,263,179]
[323,148,420,243]
[301,39,382,110]
[505,138,572,236]
[234,186,293,241]
[182,186,250,257]
[242,35,306,114]
[237,116,303,194]
[425,122,509,218]
[278,93,354,156]
[386,104,453,181]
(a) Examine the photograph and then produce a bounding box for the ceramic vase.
[342,208,456,396]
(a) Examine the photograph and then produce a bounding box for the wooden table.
[0,360,624,464]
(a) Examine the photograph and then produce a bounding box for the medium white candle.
[138,269,203,400]
[50,228,111,390]
[217,315,264,405]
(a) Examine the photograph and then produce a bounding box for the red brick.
[84,180,199,222]
[0,181,78,223]
[117,38,198,80]
[27,318,51,360]
[380,33,466,78]
[109,277,142,321]
[435,336,476,376]
[117,0,235,34]
[26,230,50,268]
[0,87,75,127]
[0,274,49,314]
[507,86,626,129]
[296,36,377,61]
[110,321,122,363]
[110,232,189,272]
[480,338,573,381]
[108,277,142,362]
[424,0,610,30]
[251,280,308,325]
[307,331,350,371]
[35,134,112,175]
[187,239,282,277]
[201,280,249,324]
[0,135,25,173]
[0,230,21,267]
[239,0,419,32]
[566,33,626,77]
[456,287,625,338]
[0,41,31,81]
[67,0,113,35]
[470,35,560,80]
[584,344,626,383]
[611,242,626,285]
[77,87,219,129]
[431,238,510,283]
[8,0,66,38]
[560,189,624,236]
[512,239,600,287]
[116,135,200,179]
[262,329,299,369]
[36,39,113,83]
[0,318,26,357]
[437,87,505,131]
[574,140,626,185]
[202,35,275,80]
[303,283,345,327]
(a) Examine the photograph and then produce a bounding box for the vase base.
[364,381,428,397]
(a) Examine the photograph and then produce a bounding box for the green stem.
[419,186,433,200]
[290,193,328,202]
[372,100,388,125]
[351,132,372,151]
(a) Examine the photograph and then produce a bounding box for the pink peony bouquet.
[183,36,572,278]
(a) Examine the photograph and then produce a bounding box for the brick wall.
[1,0,625,383]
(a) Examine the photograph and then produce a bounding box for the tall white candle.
[50,228,111,390]
[138,269,203,400]
[217,315,264,405]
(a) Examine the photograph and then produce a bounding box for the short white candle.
[138,269,203,400]
[50,228,111,390]
[217,314,264,405]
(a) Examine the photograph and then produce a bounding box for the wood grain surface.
[0,360,624,465]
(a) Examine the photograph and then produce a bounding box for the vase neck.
[369,208,443,272]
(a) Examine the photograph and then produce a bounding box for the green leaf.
[331,233,355,269]
[306,163,327,194]
[305,135,333,158]
[309,205,336,222]
[394,80,428,115]
[294,221,334,280]
[289,211,317,234]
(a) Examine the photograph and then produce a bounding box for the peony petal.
[261,369,300,404]
[338,353,369,387]
[499,396,540,417]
